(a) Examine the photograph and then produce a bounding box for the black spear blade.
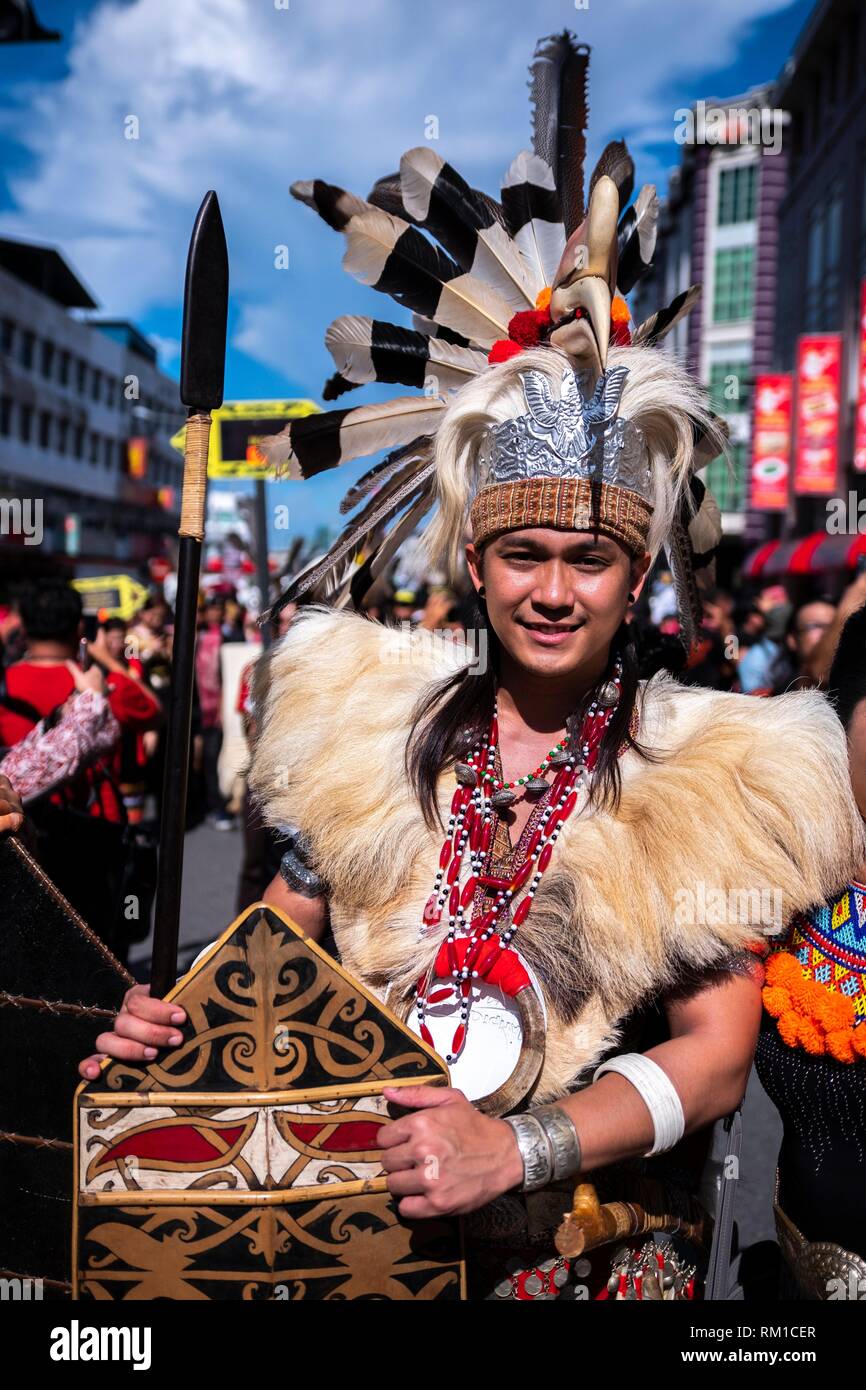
[180,190,229,411]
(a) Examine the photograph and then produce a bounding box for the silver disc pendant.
[597,680,620,708]
[454,761,477,786]
[524,777,549,795]
[548,747,572,766]
[490,787,517,813]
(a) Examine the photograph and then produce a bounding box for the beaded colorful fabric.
[762,882,866,1064]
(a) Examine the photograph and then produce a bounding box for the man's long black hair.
[405,589,656,834]
[828,603,866,730]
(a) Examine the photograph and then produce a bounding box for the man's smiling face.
[466,527,650,679]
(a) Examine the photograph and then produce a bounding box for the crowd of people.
[0,577,266,960]
[2,562,865,966]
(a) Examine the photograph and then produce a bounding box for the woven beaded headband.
[469,363,653,556]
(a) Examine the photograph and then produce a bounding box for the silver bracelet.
[278,826,325,898]
[504,1105,582,1191]
[503,1113,553,1192]
[531,1104,582,1181]
[592,1052,685,1156]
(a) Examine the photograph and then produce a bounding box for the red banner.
[854,282,866,472]
[750,374,792,511]
[794,334,843,494]
[127,436,148,479]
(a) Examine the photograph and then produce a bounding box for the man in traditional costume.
[81,33,865,1300]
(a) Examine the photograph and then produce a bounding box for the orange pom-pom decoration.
[796,1015,826,1055]
[777,1011,801,1047]
[826,1030,855,1064]
[535,287,552,311]
[763,945,865,1062]
[762,985,790,1018]
[611,294,632,347]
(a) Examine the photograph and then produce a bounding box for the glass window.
[1,319,15,355]
[103,437,113,468]
[91,369,102,403]
[806,179,843,329]
[19,405,33,442]
[58,350,71,386]
[76,359,87,394]
[73,425,84,459]
[712,247,754,322]
[89,431,100,465]
[38,410,52,449]
[57,418,70,454]
[20,331,35,370]
[0,397,11,436]
[40,339,55,378]
[717,164,757,225]
[705,443,746,513]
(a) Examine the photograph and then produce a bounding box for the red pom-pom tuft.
[488,339,524,364]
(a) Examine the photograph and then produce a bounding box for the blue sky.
[0,0,817,541]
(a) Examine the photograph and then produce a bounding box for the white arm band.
[592,1052,685,1156]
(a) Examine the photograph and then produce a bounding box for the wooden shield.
[0,835,131,1298]
[73,903,465,1300]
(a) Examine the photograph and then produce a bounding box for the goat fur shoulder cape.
[249,606,865,1100]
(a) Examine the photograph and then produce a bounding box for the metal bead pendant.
[524,777,549,796]
[548,747,572,766]
[596,680,620,709]
[490,787,517,813]
[454,761,477,786]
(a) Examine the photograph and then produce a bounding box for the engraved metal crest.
[479,365,651,500]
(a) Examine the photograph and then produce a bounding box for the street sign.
[170,400,321,480]
[71,574,150,622]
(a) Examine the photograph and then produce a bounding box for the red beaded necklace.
[414,657,624,1062]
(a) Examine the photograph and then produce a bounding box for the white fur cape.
[249,606,865,1101]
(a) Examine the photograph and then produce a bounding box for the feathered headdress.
[265,31,725,645]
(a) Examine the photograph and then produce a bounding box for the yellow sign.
[170,399,321,480]
[71,575,150,622]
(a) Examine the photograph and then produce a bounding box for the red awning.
[742,540,780,578]
[743,532,866,578]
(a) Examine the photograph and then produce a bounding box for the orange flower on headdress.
[611,295,632,347]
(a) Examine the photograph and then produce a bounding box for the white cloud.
[0,0,801,395]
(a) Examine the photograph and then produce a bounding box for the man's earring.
[478,585,486,598]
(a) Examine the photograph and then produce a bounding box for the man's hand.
[378,1084,523,1219]
[78,984,187,1080]
[0,774,23,833]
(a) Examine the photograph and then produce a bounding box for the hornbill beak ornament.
[548,174,620,378]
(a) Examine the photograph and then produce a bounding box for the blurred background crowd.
[2,547,864,966]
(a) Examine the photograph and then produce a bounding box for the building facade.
[772,0,866,541]
[0,237,185,581]
[631,86,789,568]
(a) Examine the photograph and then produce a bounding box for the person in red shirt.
[0,582,161,955]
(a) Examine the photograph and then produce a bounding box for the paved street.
[128,820,784,1289]
[128,820,244,980]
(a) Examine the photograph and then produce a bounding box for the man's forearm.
[262,870,328,941]
[553,1033,748,1176]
